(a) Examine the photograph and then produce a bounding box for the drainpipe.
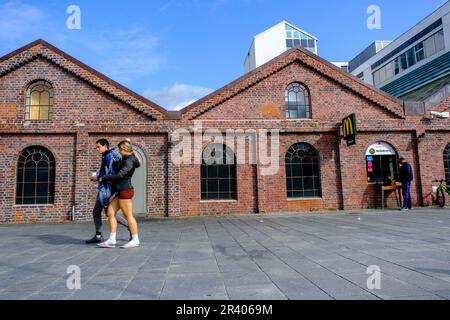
[71,204,76,221]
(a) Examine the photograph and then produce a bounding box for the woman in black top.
[98,140,141,249]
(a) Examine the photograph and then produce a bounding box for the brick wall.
[0,134,76,222]
[1,42,449,222]
[195,61,399,122]
[417,131,450,206]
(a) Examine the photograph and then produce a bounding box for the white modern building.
[350,1,450,102]
[332,62,350,73]
[244,21,318,73]
[348,41,392,73]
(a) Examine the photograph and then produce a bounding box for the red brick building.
[0,39,449,222]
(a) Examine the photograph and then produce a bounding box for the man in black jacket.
[399,157,413,211]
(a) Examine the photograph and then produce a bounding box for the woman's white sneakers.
[98,240,140,249]
[120,241,140,249]
[97,240,116,248]
[98,234,140,249]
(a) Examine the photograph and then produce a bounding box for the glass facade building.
[244,21,318,73]
[349,1,450,100]
[373,29,445,86]
[285,24,316,53]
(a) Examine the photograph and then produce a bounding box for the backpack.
[98,149,121,208]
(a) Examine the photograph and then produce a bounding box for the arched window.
[285,83,310,119]
[444,143,450,186]
[25,80,53,120]
[285,143,321,198]
[16,146,55,205]
[201,144,237,200]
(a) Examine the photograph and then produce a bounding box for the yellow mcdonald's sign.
[342,118,353,137]
[342,113,357,146]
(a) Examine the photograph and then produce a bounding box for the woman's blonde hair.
[117,140,142,166]
[118,140,134,155]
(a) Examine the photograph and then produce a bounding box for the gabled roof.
[181,46,406,120]
[0,39,168,120]
[381,51,450,98]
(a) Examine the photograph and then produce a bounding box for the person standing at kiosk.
[399,157,413,211]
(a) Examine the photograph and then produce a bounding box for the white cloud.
[0,1,46,41]
[0,1,165,85]
[143,83,214,110]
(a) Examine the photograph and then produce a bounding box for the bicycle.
[435,179,450,207]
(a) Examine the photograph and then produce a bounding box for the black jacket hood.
[132,154,141,169]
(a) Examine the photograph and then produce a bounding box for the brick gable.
[0,39,167,120]
[181,47,405,120]
[193,61,401,122]
[0,58,156,126]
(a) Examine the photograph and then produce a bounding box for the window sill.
[200,200,238,203]
[287,197,323,201]
[13,204,55,208]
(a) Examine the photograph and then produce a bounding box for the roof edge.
[0,39,168,117]
[181,46,405,118]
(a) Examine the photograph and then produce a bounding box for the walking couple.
[85,139,141,248]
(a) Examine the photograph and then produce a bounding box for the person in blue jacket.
[399,157,413,212]
[85,139,130,244]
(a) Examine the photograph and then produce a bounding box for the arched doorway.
[365,141,398,184]
[131,145,147,217]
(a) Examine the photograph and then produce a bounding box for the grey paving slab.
[119,277,165,299]
[34,277,77,294]
[334,294,380,300]
[433,290,450,299]
[160,273,228,300]
[67,287,123,300]
[138,258,172,273]
[217,261,262,273]
[342,272,435,299]
[2,275,58,293]
[388,295,445,300]
[1,208,450,300]
[267,276,332,300]
[226,284,287,300]
[27,292,73,300]
[0,290,35,300]
[168,260,220,273]
[221,270,273,287]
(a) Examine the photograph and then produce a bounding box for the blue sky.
[0,0,447,109]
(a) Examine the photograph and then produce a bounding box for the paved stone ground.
[1,208,450,300]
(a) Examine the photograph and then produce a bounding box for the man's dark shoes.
[86,234,104,244]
